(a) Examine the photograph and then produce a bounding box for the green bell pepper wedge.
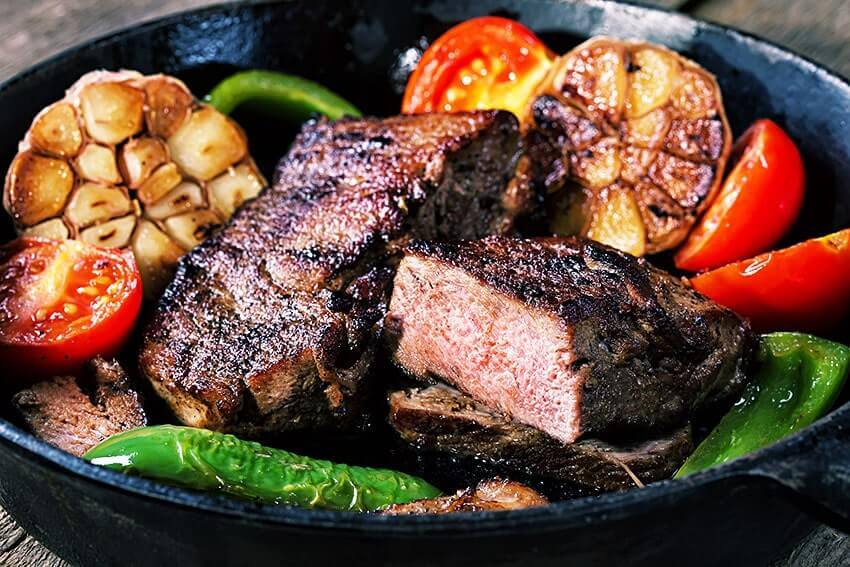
[84,425,440,511]
[204,70,362,121]
[676,332,850,477]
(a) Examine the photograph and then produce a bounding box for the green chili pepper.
[204,70,362,121]
[676,332,850,477]
[84,425,440,511]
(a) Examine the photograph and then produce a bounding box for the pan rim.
[0,0,848,532]
[0,402,840,531]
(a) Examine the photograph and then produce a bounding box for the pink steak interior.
[387,254,582,443]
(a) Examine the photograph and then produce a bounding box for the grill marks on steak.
[140,112,529,434]
[13,358,146,457]
[389,385,693,496]
[386,236,752,443]
[382,478,548,515]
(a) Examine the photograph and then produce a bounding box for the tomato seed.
[63,303,78,316]
[94,276,112,286]
[28,260,46,274]
[77,286,100,297]
[33,308,48,322]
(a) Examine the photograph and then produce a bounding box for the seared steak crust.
[389,385,692,496]
[13,358,146,456]
[382,478,548,515]
[141,112,528,434]
[386,236,752,442]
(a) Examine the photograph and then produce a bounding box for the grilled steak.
[385,236,752,443]
[382,478,547,515]
[13,358,146,456]
[389,385,693,496]
[140,112,529,434]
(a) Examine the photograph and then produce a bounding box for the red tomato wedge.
[402,16,554,117]
[690,229,850,333]
[675,119,805,272]
[0,237,142,382]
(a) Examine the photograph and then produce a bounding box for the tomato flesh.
[675,119,805,272]
[402,16,554,117]
[690,229,850,333]
[0,238,142,382]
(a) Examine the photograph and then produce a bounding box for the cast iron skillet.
[0,1,849,565]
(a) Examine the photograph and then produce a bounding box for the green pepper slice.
[84,425,440,511]
[677,332,850,477]
[205,70,362,121]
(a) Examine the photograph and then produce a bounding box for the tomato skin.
[690,229,850,333]
[0,238,142,383]
[402,16,553,117]
[675,119,805,272]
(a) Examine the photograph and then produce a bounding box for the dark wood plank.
[0,506,66,567]
[775,528,850,567]
[0,0,212,80]
[689,0,850,77]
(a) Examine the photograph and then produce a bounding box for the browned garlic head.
[3,70,266,297]
[523,37,732,256]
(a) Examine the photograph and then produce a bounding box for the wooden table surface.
[0,0,848,565]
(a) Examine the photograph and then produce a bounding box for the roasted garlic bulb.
[3,70,265,297]
[523,38,731,256]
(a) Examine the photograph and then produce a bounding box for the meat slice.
[140,111,530,435]
[385,236,752,443]
[382,478,547,515]
[389,385,693,496]
[13,358,146,456]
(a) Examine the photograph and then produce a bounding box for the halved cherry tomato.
[0,238,142,382]
[675,119,805,272]
[690,229,850,333]
[402,16,554,117]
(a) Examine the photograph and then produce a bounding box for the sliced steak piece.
[389,385,693,496]
[385,236,752,443]
[382,478,547,515]
[13,358,146,457]
[140,112,530,435]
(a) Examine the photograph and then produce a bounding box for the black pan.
[1,1,849,565]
